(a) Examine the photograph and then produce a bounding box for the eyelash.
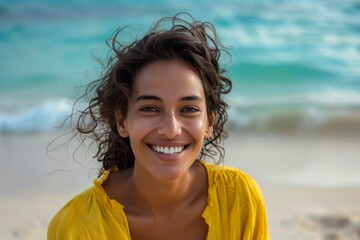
[181,106,200,113]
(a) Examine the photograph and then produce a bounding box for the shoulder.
[204,162,257,186]
[47,187,95,237]
[202,162,269,239]
[48,174,130,239]
[203,162,265,203]
[48,183,126,238]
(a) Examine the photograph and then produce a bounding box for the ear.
[115,111,129,138]
[205,112,216,139]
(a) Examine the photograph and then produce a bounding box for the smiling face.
[117,60,213,181]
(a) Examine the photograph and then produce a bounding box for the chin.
[152,166,188,181]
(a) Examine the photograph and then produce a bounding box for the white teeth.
[152,145,184,154]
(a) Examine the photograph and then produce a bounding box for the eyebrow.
[135,95,203,102]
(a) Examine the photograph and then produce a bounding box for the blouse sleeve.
[239,171,270,240]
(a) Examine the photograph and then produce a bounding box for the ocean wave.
[228,106,360,135]
[214,0,360,78]
[0,99,72,133]
[227,88,360,134]
[1,89,359,135]
[231,88,360,107]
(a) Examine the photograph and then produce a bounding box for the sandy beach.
[1,132,360,240]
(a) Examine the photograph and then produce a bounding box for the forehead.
[133,60,205,98]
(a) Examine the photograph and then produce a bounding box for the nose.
[157,112,182,139]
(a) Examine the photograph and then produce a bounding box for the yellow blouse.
[48,162,270,239]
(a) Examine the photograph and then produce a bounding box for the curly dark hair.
[75,13,232,174]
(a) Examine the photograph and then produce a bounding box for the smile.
[151,145,185,154]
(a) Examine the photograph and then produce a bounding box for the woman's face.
[117,60,213,180]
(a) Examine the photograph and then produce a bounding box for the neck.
[127,165,196,217]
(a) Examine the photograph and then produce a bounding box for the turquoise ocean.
[1,0,360,135]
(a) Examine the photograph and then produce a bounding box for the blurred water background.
[1,0,360,135]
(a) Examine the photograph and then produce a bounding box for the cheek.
[128,118,154,138]
[186,117,209,136]
[126,121,150,154]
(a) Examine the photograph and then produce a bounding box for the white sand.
[1,132,360,239]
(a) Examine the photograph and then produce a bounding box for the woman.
[48,13,269,239]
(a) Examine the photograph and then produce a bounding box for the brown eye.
[182,106,200,113]
[139,106,159,112]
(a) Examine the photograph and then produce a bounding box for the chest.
[126,211,208,240]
